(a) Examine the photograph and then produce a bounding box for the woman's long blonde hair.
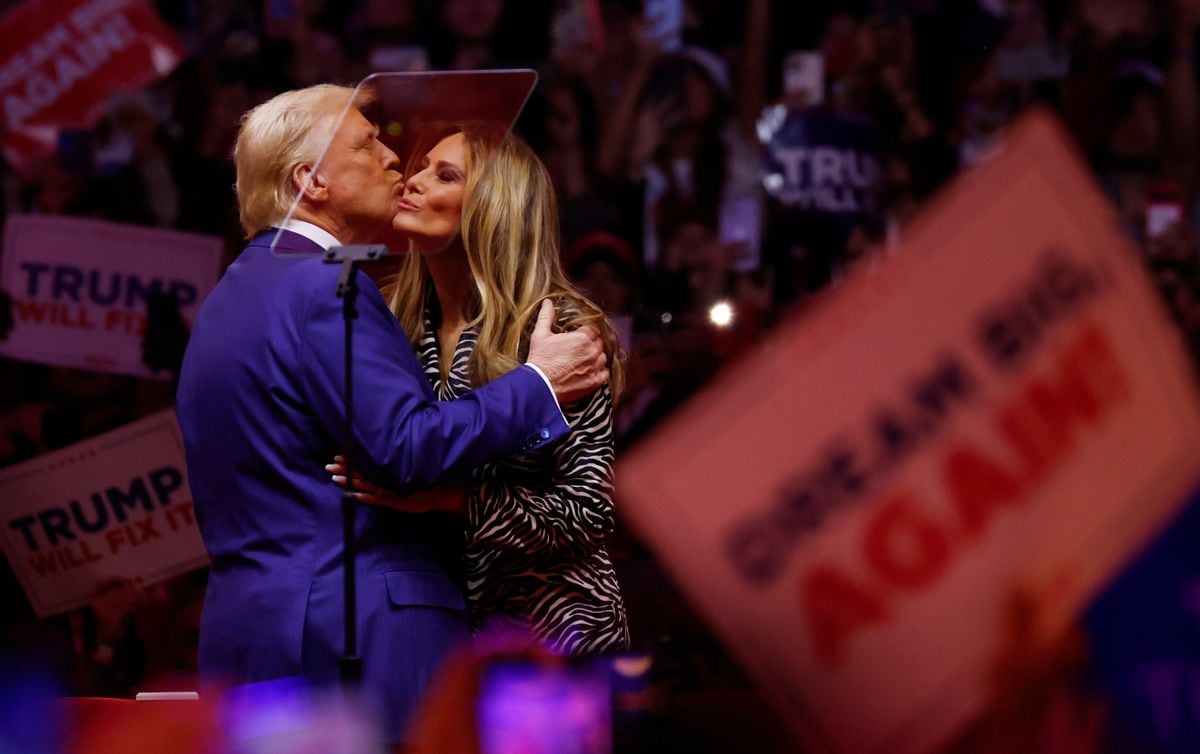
[385,123,624,399]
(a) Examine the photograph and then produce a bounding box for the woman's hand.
[325,456,467,515]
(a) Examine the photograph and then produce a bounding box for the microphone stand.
[324,243,389,688]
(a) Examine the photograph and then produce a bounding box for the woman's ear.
[292,163,329,202]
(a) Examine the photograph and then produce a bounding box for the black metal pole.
[323,245,385,689]
[338,261,362,687]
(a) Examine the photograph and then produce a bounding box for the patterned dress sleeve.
[467,383,617,558]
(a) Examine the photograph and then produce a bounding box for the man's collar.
[279,219,343,251]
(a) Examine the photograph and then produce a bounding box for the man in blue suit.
[175,84,608,741]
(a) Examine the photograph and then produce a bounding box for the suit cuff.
[522,363,567,424]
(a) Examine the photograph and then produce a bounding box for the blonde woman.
[335,123,629,655]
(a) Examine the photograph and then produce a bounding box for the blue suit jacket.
[176,230,568,739]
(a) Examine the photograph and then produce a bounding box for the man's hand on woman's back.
[527,299,609,404]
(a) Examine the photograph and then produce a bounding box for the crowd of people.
[2,0,1200,751]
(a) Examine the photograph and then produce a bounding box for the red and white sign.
[1,214,223,378]
[618,110,1200,754]
[0,0,184,168]
[0,410,207,618]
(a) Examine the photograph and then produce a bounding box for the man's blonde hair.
[233,84,366,238]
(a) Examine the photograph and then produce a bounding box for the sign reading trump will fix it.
[0,410,207,618]
[1,215,222,378]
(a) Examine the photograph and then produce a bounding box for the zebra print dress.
[416,309,631,655]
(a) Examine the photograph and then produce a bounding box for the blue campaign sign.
[1084,485,1200,751]
[761,106,883,229]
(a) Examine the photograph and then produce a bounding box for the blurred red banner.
[0,0,184,169]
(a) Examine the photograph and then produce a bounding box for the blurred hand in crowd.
[630,96,685,172]
[944,585,1107,754]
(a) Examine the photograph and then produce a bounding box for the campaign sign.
[0,409,205,618]
[618,109,1200,754]
[760,105,882,229]
[1,215,222,378]
[0,0,184,168]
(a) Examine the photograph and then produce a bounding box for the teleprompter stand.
[325,243,389,687]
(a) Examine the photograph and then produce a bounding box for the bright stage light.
[708,300,734,328]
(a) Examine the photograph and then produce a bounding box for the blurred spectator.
[519,71,625,246]
[566,231,641,341]
[596,1,767,276]
[69,578,147,698]
[441,0,507,70]
[63,568,208,698]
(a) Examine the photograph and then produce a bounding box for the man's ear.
[292,164,329,202]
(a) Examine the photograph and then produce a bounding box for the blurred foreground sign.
[1,215,222,378]
[0,409,206,618]
[618,110,1200,754]
[0,0,184,168]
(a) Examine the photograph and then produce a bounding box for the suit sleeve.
[467,384,616,557]
[296,267,569,491]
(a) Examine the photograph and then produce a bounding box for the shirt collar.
[279,219,343,251]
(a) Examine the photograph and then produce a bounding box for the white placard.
[1,215,222,378]
[0,409,207,617]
